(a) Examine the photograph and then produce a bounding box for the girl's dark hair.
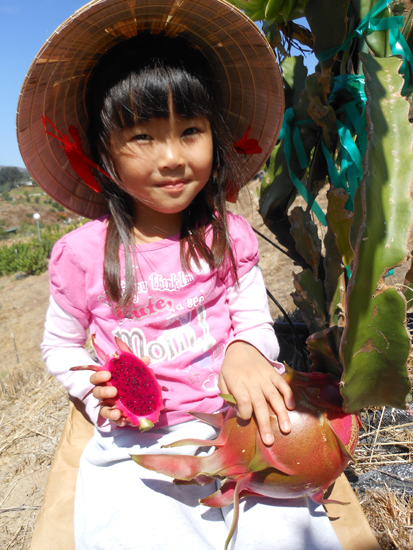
[86,32,245,313]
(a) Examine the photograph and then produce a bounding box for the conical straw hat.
[17,0,284,219]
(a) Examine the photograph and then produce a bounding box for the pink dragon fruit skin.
[71,335,164,431]
[132,365,360,549]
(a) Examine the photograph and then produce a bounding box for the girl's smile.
[110,110,213,241]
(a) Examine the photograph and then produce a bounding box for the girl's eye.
[132,134,151,141]
[182,127,199,137]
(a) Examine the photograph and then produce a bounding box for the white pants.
[75,420,342,550]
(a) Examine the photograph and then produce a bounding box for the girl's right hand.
[90,356,151,427]
[90,370,126,426]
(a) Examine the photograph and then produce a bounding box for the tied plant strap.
[278,108,327,227]
[323,74,367,212]
[317,0,413,95]
[277,75,366,226]
[277,76,369,275]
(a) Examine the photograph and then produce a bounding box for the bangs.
[101,65,214,133]
[87,32,219,144]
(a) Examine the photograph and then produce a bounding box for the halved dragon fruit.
[132,365,360,549]
[71,335,164,431]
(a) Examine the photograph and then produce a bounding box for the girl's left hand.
[218,341,295,446]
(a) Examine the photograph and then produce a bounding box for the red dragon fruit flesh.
[132,364,360,549]
[71,335,164,431]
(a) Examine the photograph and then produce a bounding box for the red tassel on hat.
[225,186,238,204]
[42,116,112,193]
[227,128,262,202]
[234,128,262,156]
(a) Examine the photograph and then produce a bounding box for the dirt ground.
[0,271,50,374]
[0,186,301,548]
[0,271,64,549]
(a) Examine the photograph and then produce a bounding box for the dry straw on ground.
[358,489,413,549]
[353,354,413,550]
[0,362,69,549]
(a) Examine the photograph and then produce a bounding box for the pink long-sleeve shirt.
[42,212,282,430]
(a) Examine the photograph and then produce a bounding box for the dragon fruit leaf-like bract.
[71,335,164,432]
[132,365,360,549]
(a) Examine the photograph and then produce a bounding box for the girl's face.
[110,108,213,238]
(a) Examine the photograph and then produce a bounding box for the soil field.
[0,271,50,372]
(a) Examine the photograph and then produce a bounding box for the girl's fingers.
[90,370,117,401]
[93,390,124,425]
[232,387,253,420]
[217,374,229,396]
[89,369,126,425]
[261,377,295,437]
[262,389,292,436]
[89,367,135,427]
[90,370,111,385]
[99,405,127,426]
[252,376,295,443]
[99,404,118,419]
[92,384,117,400]
[248,391,277,445]
[269,374,295,410]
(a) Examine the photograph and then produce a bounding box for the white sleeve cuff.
[225,265,283,373]
[42,296,106,427]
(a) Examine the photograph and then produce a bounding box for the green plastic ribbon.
[364,15,413,93]
[274,1,413,226]
[274,1,411,267]
[279,108,327,226]
[345,266,394,279]
[389,28,413,94]
[277,75,367,221]
[320,75,367,211]
[318,0,413,95]
[317,0,395,62]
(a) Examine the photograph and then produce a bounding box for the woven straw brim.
[17,0,284,219]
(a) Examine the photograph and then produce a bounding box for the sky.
[0,0,89,168]
[0,0,316,169]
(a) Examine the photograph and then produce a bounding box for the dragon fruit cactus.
[71,335,164,431]
[132,365,360,549]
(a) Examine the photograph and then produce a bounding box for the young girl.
[18,1,343,548]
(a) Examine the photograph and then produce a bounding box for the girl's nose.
[158,140,185,171]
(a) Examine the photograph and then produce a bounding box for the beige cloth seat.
[31,404,381,550]
[31,404,94,550]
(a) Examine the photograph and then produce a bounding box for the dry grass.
[351,424,413,550]
[354,412,413,469]
[0,361,69,549]
[346,354,413,549]
[357,489,413,550]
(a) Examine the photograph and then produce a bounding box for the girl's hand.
[90,356,151,427]
[218,341,295,446]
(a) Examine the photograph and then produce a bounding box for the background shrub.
[0,222,84,277]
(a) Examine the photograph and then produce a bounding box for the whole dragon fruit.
[71,335,164,431]
[132,365,360,549]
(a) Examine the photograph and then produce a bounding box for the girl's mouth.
[157,180,188,190]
